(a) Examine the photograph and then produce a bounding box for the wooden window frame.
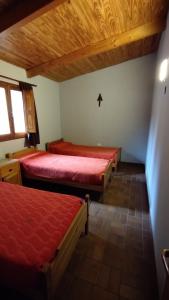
[0,81,26,142]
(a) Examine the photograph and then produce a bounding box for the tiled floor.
[1,163,158,300]
[56,163,158,300]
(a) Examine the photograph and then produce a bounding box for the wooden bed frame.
[44,195,89,300]
[7,147,112,192]
[1,181,89,300]
[112,147,121,171]
[25,196,88,300]
[45,195,89,300]
[46,138,121,172]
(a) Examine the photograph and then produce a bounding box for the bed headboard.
[45,138,64,151]
[6,147,37,159]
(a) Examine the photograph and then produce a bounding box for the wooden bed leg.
[85,221,88,235]
[85,194,90,235]
[45,143,48,151]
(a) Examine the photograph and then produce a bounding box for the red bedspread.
[48,141,120,162]
[0,182,82,289]
[20,151,110,186]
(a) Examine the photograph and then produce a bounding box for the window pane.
[11,90,26,133]
[0,87,10,135]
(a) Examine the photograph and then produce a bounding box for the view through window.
[0,82,26,141]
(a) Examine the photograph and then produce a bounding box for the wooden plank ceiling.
[0,0,168,82]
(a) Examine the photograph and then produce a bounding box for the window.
[0,81,26,142]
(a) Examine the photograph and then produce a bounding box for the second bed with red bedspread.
[19,151,111,190]
[46,140,121,168]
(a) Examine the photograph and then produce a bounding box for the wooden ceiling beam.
[0,0,68,35]
[26,18,166,78]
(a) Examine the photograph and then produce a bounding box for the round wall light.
[159,58,168,82]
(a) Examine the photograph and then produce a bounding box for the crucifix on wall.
[97,93,103,107]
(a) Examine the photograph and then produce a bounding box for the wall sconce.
[159,59,168,82]
[159,59,168,95]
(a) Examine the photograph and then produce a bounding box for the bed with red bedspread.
[0,182,88,299]
[46,139,121,170]
[8,149,112,192]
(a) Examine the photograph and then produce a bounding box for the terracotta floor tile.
[120,214,128,224]
[121,272,146,290]
[108,234,126,249]
[128,209,136,217]
[108,268,121,294]
[126,226,142,241]
[125,239,143,257]
[75,257,101,284]
[102,244,124,269]
[90,286,119,300]
[110,223,127,237]
[55,271,74,300]
[96,263,111,289]
[70,277,93,300]
[87,238,106,262]
[67,251,84,273]
[120,284,143,300]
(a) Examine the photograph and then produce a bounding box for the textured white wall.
[60,54,156,163]
[0,60,61,155]
[146,12,169,296]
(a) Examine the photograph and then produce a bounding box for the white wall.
[60,54,156,163]
[146,13,169,297]
[0,60,61,155]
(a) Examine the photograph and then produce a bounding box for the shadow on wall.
[122,150,144,163]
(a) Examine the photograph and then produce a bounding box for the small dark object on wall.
[97,93,103,107]
[164,86,167,95]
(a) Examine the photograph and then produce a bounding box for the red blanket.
[48,141,120,162]
[20,151,110,186]
[0,182,82,289]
